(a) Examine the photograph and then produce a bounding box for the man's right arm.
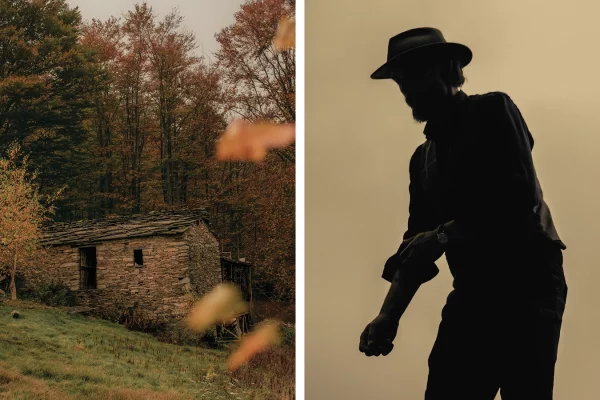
[381,147,440,286]
[379,258,422,321]
[379,147,439,319]
[360,147,438,356]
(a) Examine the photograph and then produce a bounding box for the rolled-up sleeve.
[382,147,440,283]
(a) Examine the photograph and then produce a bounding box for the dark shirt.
[382,90,566,287]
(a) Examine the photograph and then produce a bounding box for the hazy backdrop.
[306,0,600,398]
[68,0,245,57]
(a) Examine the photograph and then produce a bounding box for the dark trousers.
[425,241,567,400]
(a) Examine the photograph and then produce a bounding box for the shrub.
[34,280,76,307]
[0,272,34,300]
[119,303,167,333]
[155,320,221,349]
[279,323,295,347]
[96,302,124,322]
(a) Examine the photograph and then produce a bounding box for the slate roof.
[39,209,210,247]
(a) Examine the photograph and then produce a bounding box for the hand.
[359,313,399,357]
[398,229,445,267]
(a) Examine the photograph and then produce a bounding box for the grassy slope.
[0,300,277,400]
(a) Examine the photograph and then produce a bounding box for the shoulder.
[469,91,526,135]
[471,92,534,145]
[470,91,519,115]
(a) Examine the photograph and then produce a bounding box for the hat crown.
[387,27,447,61]
[370,26,471,80]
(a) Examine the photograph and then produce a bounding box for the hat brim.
[370,42,472,80]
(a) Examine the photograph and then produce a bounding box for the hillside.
[0,301,289,400]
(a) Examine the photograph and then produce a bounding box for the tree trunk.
[10,252,17,300]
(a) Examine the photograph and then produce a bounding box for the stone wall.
[185,224,222,299]
[26,224,221,321]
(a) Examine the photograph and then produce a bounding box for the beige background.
[306,0,600,399]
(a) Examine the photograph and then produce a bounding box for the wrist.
[440,221,460,243]
[436,223,449,246]
[379,309,401,323]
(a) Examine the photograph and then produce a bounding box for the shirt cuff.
[442,220,465,243]
[381,254,440,284]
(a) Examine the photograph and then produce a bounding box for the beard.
[405,84,451,123]
[411,104,431,123]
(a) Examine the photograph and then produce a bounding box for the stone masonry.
[185,222,222,300]
[28,209,222,320]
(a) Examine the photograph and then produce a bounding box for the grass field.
[0,300,294,400]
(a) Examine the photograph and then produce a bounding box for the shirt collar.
[423,90,469,142]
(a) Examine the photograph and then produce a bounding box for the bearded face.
[391,58,454,123]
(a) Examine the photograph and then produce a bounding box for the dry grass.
[232,345,295,400]
[96,388,191,400]
[0,366,72,400]
[0,366,192,400]
[0,300,294,399]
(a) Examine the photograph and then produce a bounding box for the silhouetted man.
[359,28,568,400]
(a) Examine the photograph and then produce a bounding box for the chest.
[418,121,481,211]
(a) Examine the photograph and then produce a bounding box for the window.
[79,247,97,290]
[134,249,144,267]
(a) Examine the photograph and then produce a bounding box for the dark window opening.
[79,247,97,290]
[134,249,144,267]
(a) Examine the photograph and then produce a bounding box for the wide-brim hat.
[371,27,472,80]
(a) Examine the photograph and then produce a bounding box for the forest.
[0,0,295,302]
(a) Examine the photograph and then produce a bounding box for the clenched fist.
[359,313,400,357]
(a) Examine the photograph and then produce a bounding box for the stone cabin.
[33,209,224,320]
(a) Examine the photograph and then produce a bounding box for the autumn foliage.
[213,0,296,300]
[0,143,60,300]
[216,0,295,125]
[0,0,295,302]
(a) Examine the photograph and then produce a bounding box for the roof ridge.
[39,208,211,247]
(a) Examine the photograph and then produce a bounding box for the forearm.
[379,266,421,321]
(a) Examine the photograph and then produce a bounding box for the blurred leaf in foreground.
[216,120,295,162]
[185,283,248,334]
[227,320,281,371]
[273,16,295,51]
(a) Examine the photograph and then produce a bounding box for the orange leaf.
[216,120,295,162]
[273,16,295,51]
[227,320,281,371]
[185,283,248,333]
